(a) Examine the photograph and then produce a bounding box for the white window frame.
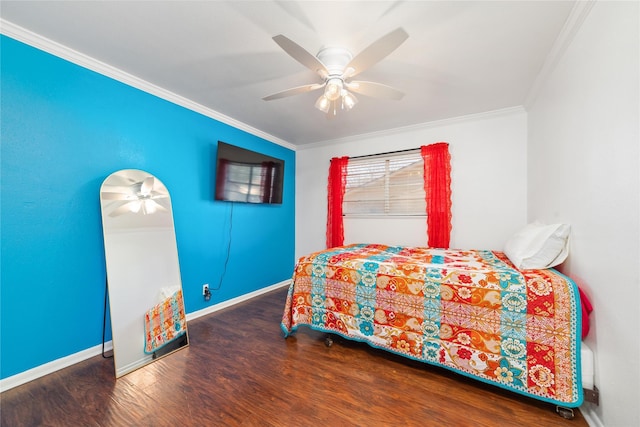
[343,149,426,217]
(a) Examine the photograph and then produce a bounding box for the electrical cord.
[211,201,233,291]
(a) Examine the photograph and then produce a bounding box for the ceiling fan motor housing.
[316,47,352,77]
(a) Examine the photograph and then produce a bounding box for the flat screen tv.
[214,141,284,204]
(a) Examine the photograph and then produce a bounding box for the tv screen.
[214,141,284,204]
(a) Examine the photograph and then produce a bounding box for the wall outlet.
[203,284,211,301]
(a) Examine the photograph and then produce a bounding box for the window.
[343,150,426,216]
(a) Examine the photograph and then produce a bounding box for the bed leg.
[584,385,600,405]
[555,406,575,420]
[324,335,334,347]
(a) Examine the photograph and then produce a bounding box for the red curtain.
[421,143,452,248]
[326,156,349,248]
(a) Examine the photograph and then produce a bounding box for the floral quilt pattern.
[144,289,186,354]
[281,244,582,407]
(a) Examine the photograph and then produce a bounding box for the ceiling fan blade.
[344,28,408,78]
[147,200,169,213]
[105,174,137,187]
[101,191,133,201]
[263,83,324,101]
[272,35,329,78]
[108,202,135,217]
[140,176,154,196]
[346,81,404,100]
[152,197,171,211]
[149,191,169,200]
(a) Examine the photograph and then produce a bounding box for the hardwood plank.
[1,287,587,426]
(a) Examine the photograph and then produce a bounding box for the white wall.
[527,2,639,426]
[295,108,528,259]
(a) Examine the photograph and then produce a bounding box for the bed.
[281,243,587,409]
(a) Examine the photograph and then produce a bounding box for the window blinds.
[343,150,426,216]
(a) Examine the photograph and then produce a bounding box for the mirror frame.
[100,169,188,377]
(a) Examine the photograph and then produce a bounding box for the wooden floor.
[1,287,588,427]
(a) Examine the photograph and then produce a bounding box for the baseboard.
[0,341,113,393]
[580,402,604,427]
[186,279,291,322]
[0,280,291,393]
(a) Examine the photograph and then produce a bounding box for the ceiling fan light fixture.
[315,94,330,113]
[129,200,142,214]
[342,91,358,110]
[324,78,343,101]
[143,200,157,215]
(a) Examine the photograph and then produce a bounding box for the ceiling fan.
[263,28,408,117]
[101,176,170,217]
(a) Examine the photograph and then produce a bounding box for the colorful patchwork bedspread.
[144,289,187,354]
[281,244,583,407]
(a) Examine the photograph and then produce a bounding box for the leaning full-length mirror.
[100,169,188,377]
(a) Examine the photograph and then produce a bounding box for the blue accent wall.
[0,36,295,380]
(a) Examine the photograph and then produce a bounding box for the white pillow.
[504,221,570,270]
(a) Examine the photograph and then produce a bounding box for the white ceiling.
[1,1,576,146]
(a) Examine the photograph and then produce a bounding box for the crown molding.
[298,106,527,151]
[0,19,296,151]
[524,0,596,109]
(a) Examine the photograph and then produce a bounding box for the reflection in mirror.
[100,169,188,377]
